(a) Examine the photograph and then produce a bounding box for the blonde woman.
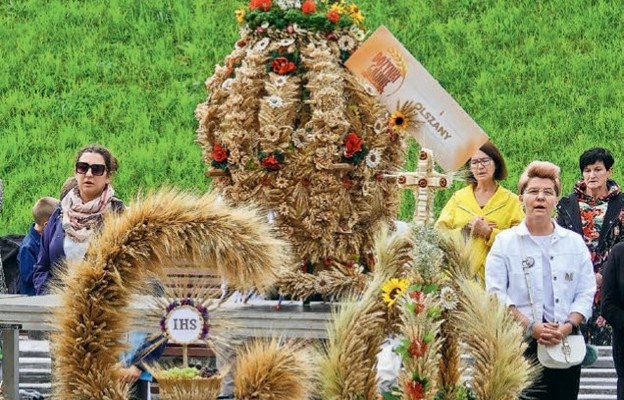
[486,161,595,399]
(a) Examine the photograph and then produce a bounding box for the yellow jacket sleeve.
[436,193,462,234]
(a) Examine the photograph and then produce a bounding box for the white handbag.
[536,334,586,369]
[519,236,586,369]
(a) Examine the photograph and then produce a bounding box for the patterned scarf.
[574,179,621,206]
[61,184,116,242]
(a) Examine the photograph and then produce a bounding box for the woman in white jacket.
[485,161,596,400]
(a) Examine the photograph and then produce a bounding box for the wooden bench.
[160,267,224,299]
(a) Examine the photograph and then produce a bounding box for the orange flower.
[249,0,272,11]
[407,339,427,358]
[212,143,228,162]
[301,0,316,14]
[326,10,340,23]
[261,154,281,171]
[271,57,296,75]
[344,132,363,158]
[405,379,425,399]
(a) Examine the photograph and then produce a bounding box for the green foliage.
[0,0,622,235]
[159,366,200,379]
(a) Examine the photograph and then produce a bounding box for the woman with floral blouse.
[557,147,624,345]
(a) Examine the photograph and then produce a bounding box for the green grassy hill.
[0,0,622,234]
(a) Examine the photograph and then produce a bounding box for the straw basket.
[157,375,222,400]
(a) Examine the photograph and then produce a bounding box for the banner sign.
[345,25,489,171]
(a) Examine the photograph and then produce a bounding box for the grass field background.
[0,0,622,235]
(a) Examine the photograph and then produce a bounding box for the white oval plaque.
[165,306,204,345]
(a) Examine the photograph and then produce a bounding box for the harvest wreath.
[196,0,417,299]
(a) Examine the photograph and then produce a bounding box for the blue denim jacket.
[120,331,166,382]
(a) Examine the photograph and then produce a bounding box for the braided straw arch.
[50,189,292,399]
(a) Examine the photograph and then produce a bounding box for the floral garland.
[160,298,211,341]
[239,0,365,32]
[380,282,442,400]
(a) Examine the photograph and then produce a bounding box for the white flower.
[337,35,356,51]
[440,286,459,311]
[275,177,290,189]
[221,78,234,90]
[350,26,367,41]
[366,148,382,168]
[254,37,270,52]
[266,95,284,108]
[279,37,295,47]
[261,22,270,29]
[274,76,288,87]
[275,0,300,9]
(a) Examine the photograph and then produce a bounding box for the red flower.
[212,143,228,162]
[261,154,281,171]
[405,379,425,399]
[408,339,427,358]
[413,302,424,314]
[326,10,340,23]
[301,0,316,14]
[409,291,423,301]
[342,176,353,189]
[344,132,363,158]
[249,0,272,11]
[271,57,296,75]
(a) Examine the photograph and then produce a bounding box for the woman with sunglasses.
[33,144,163,399]
[436,141,524,280]
[33,143,123,295]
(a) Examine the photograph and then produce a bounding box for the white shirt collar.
[516,219,570,239]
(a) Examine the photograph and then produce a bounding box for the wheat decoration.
[318,227,415,400]
[453,279,538,400]
[51,188,292,399]
[234,338,318,400]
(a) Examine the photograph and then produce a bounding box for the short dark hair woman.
[556,147,624,345]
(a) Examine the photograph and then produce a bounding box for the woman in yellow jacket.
[436,142,524,279]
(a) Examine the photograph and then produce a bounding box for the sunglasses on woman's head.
[75,162,107,176]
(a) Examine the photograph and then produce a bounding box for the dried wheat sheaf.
[51,189,292,399]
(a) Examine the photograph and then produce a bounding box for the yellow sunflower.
[235,8,246,24]
[381,278,410,307]
[389,101,420,132]
[389,110,409,132]
[347,4,364,25]
[330,3,346,14]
